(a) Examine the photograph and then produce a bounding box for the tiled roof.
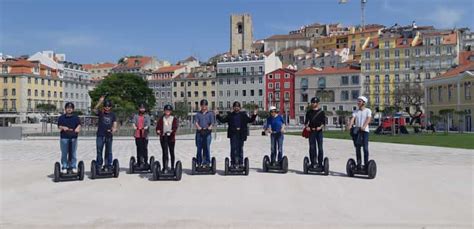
[459,51,474,65]
[154,65,185,73]
[439,62,474,79]
[113,57,152,70]
[265,33,309,41]
[83,63,116,69]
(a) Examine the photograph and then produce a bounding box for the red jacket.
[156,115,179,142]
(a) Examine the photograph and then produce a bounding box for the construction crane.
[339,0,367,31]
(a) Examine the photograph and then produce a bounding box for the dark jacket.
[216,111,257,141]
[305,109,326,131]
[156,115,179,142]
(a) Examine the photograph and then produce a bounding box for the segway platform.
[53,161,85,182]
[346,158,377,179]
[191,157,216,175]
[129,156,155,174]
[224,157,249,176]
[90,159,120,179]
[262,155,288,173]
[152,161,182,181]
[303,156,329,175]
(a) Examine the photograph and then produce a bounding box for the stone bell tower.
[230,14,253,55]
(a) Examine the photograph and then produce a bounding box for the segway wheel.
[129,156,135,174]
[149,156,155,171]
[175,161,182,181]
[152,161,161,180]
[282,156,289,174]
[224,157,229,175]
[191,157,196,175]
[346,158,356,177]
[78,161,85,180]
[244,157,249,176]
[367,160,377,179]
[323,157,329,176]
[303,157,309,174]
[262,155,269,172]
[113,159,120,178]
[90,160,97,179]
[54,162,60,182]
[211,157,217,175]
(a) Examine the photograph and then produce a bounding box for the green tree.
[243,103,258,111]
[89,73,155,123]
[173,102,191,120]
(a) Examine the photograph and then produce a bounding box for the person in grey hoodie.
[132,103,151,168]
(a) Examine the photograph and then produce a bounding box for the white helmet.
[269,106,277,111]
[357,96,368,103]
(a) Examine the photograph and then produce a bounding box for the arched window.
[237,23,243,34]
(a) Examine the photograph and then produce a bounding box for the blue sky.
[1,0,473,64]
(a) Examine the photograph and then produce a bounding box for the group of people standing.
[56,94,373,174]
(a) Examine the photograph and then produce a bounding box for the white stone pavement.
[0,131,473,228]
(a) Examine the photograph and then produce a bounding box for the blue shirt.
[58,114,81,139]
[96,111,116,137]
[195,111,215,129]
[265,115,285,132]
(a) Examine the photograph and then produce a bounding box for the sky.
[1,0,473,64]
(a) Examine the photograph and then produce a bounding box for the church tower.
[230,14,253,55]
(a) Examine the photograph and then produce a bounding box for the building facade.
[112,56,168,78]
[1,58,63,123]
[173,66,217,112]
[148,65,186,112]
[265,68,296,123]
[60,61,91,113]
[216,52,282,110]
[295,65,361,126]
[295,48,350,70]
[361,26,459,111]
[264,33,312,54]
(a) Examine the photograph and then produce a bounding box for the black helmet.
[103,100,113,108]
[232,101,241,108]
[164,104,173,111]
[310,97,320,104]
[138,103,146,109]
[64,102,74,109]
[200,99,208,106]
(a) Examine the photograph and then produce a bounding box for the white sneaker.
[61,168,67,173]
[72,168,77,173]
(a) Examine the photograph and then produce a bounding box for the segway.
[346,158,377,179]
[262,155,288,173]
[129,128,155,174]
[191,157,216,175]
[53,137,85,182]
[152,160,182,181]
[129,156,155,174]
[90,131,120,179]
[191,128,216,175]
[224,157,249,176]
[303,156,329,175]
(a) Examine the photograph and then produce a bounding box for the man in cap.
[215,101,258,166]
[94,96,118,171]
[264,106,286,164]
[348,96,372,170]
[57,102,81,173]
[305,97,326,168]
[194,99,215,167]
[132,103,151,168]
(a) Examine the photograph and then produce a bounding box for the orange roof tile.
[154,65,185,73]
[265,33,309,41]
[459,51,474,65]
[439,62,474,78]
[113,57,152,70]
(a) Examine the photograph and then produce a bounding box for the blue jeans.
[60,138,77,169]
[270,132,284,162]
[353,131,369,165]
[230,134,244,165]
[196,131,212,165]
[96,136,113,167]
[309,131,324,166]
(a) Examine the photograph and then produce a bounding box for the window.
[384,62,390,70]
[268,74,273,79]
[28,89,31,96]
[404,60,410,69]
[250,90,254,96]
[12,77,16,83]
[235,78,238,84]
[448,85,453,101]
[351,75,359,84]
[375,62,380,70]
[227,90,231,97]
[435,47,441,55]
[242,78,246,84]
[251,78,255,84]
[235,90,238,96]
[375,75,380,83]
[284,82,290,88]
[375,51,380,58]
[242,90,246,97]
[3,88,7,96]
[395,49,400,57]
[259,77,263,84]
[425,47,431,55]
[405,74,410,81]
[394,61,400,69]
[395,74,400,82]
[365,51,370,59]
[275,82,280,89]
[384,41,390,48]
[35,90,38,96]
[275,74,280,79]
[384,50,390,58]
[269,83,273,89]
[341,91,349,101]
[351,90,359,100]
[465,82,472,99]
[438,86,442,102]
[365,63,371,70]
[259,89,263,96]
[405,49,410,57]
[341,76,349,85]
[187,91,191,97]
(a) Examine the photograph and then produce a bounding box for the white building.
[216,51,282,110]
[60,61,92,113]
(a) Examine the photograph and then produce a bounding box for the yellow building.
[1,58,63,123]
[347,25,384,59]
[172,66,217,112]
[425,60,474,132]
[361,26,459,111]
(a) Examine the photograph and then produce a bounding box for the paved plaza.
[0,131,473,228]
